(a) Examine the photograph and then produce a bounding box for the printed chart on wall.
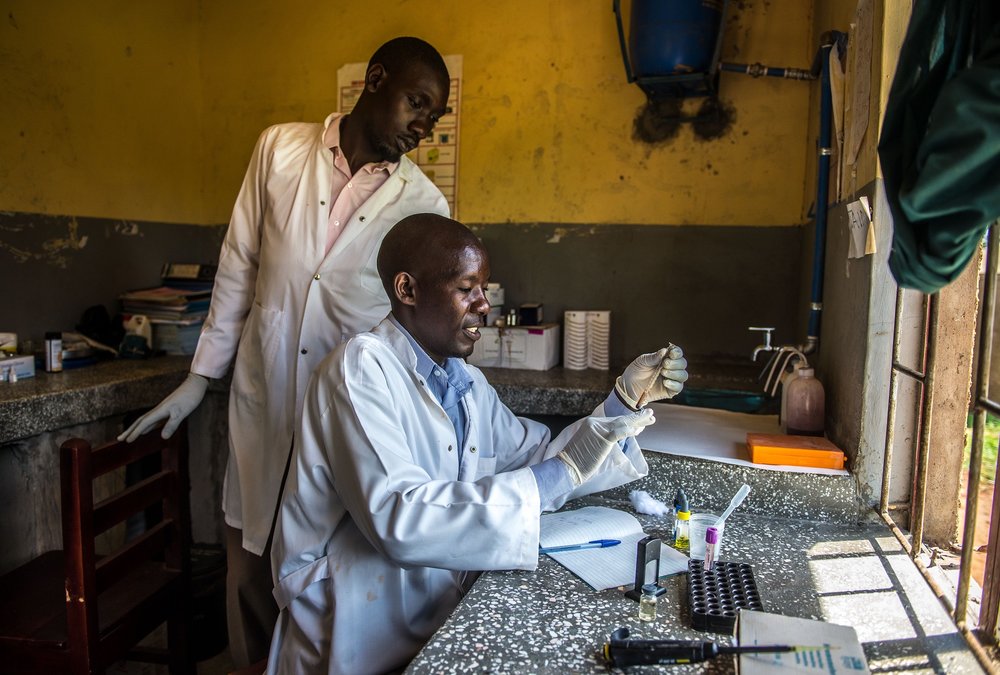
[337,55,462,218]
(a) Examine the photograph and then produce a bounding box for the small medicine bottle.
[638,583,659,622]
[45,332,63,373]
[674,509,690,551]
[704,527,719,571]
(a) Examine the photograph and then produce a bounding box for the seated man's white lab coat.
[267,317,649,674]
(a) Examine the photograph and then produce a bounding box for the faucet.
[749,326,776,362]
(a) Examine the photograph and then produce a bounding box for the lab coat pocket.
[237,302,284,402]
[473,456,497,481]
[272,554,331,612]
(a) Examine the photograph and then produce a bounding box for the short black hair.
[368,37,448,81]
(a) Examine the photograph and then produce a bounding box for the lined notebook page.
[540,506,688,590]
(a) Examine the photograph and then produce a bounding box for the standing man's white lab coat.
[267,318,649,674]
[190,115,449,555]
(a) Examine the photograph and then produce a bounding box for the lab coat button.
[359,216,366,222]
[300,348,308,355]
[470,447,477,454]
[313,274,321,280]
[447,445,453,452]
[320,200,326,206]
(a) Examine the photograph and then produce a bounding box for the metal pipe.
[880,288,906,515]
[958,231,997,627]
[719,61,816,80]
[805,42,834,351]
[909,293,939,559]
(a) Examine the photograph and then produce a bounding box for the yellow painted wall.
[3,0,817,227]
[200,0,816,226]
[0,1,205,223]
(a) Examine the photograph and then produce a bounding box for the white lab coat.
[267,318,648,675]
[190,115,449,554]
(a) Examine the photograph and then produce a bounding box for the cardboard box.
[468,323,560,370]
[1,354,36,380]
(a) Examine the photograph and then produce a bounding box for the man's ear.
[393,271,417,306]
[366,63,387,94]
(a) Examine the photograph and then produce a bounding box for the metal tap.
[748,326,776,362]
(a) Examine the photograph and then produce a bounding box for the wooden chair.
[0,422,195,674]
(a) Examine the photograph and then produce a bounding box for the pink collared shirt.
[322,114,398,256]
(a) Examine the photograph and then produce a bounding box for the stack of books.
[120,264,216,355]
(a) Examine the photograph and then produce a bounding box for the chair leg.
[167,606,195,675]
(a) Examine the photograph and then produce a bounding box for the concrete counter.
[406,484,982,674]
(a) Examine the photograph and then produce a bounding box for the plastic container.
[44,331,63,373]
[628,0,723,77]
[689,513,725,560]
[784,367,824,436]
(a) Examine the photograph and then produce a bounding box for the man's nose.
[472,291,490,315]
[411,114,436,138]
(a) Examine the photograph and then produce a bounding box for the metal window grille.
[879,223,1000,671]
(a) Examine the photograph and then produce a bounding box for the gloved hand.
[616,345,688,409]
[118,373,209,442]
[556,409,655,486]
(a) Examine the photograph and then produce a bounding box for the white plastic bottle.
[785,367,825,436]
[779,360,806,431]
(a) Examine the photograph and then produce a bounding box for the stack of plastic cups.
[563,311,588,369]
[586,310,610,370]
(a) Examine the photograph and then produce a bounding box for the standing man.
[268,214,688,673]
[120,37,452,667]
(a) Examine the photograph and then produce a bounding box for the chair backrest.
[59,422,191,666]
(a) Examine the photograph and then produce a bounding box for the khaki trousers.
[225,524,278,669]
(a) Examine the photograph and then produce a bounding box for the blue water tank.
[629,0,724,77]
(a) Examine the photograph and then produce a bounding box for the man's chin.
[376,142,404,164]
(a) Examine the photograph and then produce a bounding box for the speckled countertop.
[0,355,762,444]
[406,491,982,674]
[0,356,192,443]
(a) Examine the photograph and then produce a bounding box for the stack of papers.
[539,506,687,591]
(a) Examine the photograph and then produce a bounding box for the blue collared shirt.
[389,315,632,506]
[391,316,473,458]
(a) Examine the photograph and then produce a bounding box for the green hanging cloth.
[878,0,1000,293]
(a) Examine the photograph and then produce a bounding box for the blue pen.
[540,539,621,555]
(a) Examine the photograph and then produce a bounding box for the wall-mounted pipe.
[722,32,845,356]
[719,62,816,81]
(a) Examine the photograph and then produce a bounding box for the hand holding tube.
[556,409,655,485]
[118,372,209,442]
[616,345,688,410]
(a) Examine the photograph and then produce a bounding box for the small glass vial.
[638,583,659,622]
[45,331,63,373]
[704,526,719,571]
[674,509,690,551]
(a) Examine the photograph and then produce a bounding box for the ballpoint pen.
[539,539,621,555]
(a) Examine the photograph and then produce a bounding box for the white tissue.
[629,490,671,517]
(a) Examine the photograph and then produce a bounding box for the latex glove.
[616,345,688,409]
[118,373,209,442]
[556,409,655,486]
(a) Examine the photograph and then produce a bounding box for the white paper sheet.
[737,609,870,674]
[640,404,850,476]
[539,506,688,591]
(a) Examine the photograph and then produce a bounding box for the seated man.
[267,213,688,674]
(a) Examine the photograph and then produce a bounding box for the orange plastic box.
[746,432,847,470]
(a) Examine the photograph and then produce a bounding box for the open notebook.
[539,506,688,591]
